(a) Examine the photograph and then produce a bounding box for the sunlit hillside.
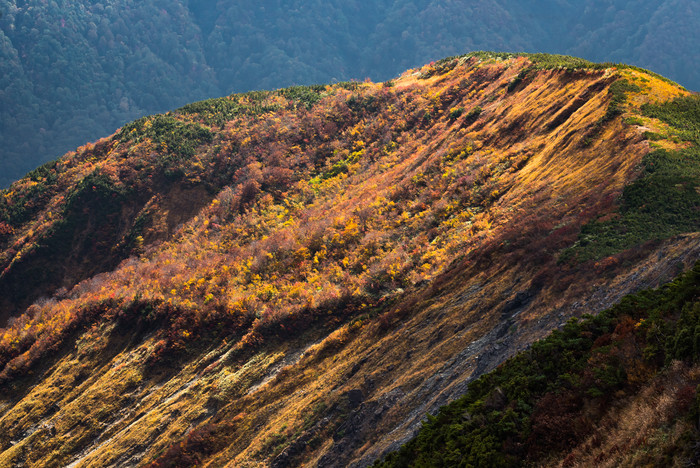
[2,0,699,188]
[0,53,698,467]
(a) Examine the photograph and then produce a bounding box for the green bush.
[465,106,482,122]
[641,96,700,144]
[448,107,465,121]
[177,90,278,126]
[0,161,59,226]
[507,68,532,92]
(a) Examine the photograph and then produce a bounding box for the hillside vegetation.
[376,261,700,467]
[0,53,698,467]
[1,0,699,187]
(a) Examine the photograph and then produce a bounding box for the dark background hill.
[1,0,698,187]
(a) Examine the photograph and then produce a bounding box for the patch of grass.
[277,84,326,109]
[604,79,642,121]
[641,96,700,145]
[624,117,644,126]
[562,95,700,262]
[176,90,278,126]
[578,78,641,148]
[310,149,363,185]
[118,114,213,158]
[643,131,664,141]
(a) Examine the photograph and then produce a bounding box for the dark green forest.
[1,0,699,187]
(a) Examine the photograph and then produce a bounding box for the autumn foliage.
[0,53,692,384]
[0,53,696,467]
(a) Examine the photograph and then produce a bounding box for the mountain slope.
[2,0,700,188]
[0,53,698,467]
[375,262,700,467]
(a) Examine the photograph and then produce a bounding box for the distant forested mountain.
[1,0,698,187]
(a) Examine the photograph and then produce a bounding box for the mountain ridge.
[2,0,699,187]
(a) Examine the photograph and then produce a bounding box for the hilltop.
[2,0,699,187]
[0,53,698,467]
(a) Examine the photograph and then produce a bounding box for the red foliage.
[0,222,13,240]
[612,315,636,338]
[147,422,232,468]
[594,255,620,274]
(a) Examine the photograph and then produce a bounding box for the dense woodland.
[1,0,699,187]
